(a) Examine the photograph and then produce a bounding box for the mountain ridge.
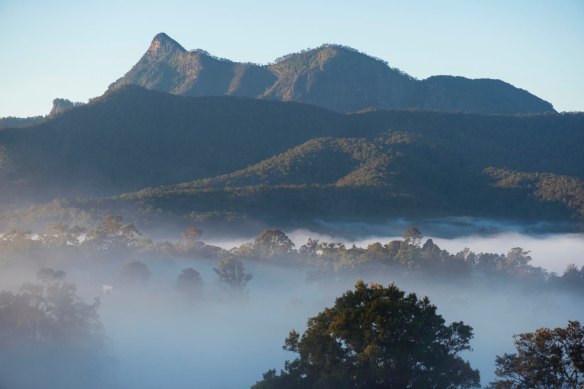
[108,33,555,115]
[0,85,581,227]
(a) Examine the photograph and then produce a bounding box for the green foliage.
[235,229,296,259]
[113,108,584,225]
[486,167,584,219]
[489,321,584,388]
[252,281,480,388]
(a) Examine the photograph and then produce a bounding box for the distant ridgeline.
[0,85,582,228]
[109,33,555,115]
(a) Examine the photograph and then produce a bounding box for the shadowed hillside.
[0,84,581,226]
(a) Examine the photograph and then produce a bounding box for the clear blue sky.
[1,0,582,117]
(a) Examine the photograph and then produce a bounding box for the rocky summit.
[109,33,555,115]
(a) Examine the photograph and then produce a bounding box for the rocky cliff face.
[49,98,84,117]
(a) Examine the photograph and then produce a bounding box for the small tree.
[253,229,295,258]
[489,321,584,388]
[213,256,252,293]
[403,226,423,247]
[175,267,203,301]
[0,269,106,388]
[253,281,480,389]
[120,260,151,286]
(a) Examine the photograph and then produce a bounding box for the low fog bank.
[432,232,584,273]
[301,217,580,240]
[151,216,580,246]
[2,257,582,388]
[1,216,583,388]
[207,227,584,274]
[102,266,582,387]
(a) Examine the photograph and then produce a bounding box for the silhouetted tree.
[213,256,252,293]
[0,269,106,388]
[403,226,423,247]
[120,260,151,285]
[175,267,203,301]
[253,281,480,389]
[489,321,584,388]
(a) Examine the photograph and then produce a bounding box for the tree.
[43,223,86,247]
[180,226,202,245]
[253,281,480,389]
[403,226,423,247]
[84,215,143,250]
[252,229,296,258]
[0,269,106,388]
[120,260,151,285]
[489,321,584,388]
[175,267,203,301]
[213,256,252,293]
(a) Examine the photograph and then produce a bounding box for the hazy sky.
[0,0,582,117]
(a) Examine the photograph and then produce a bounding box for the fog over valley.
[1,6,584,387]
[0,217,582,388]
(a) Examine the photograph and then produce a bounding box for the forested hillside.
[0,85,582,226]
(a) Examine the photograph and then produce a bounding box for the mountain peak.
[148,32,185,56]
[110,36,555,115]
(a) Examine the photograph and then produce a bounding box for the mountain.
[108,33,555,115]
[0,86,345,203]
[0,85,581,226]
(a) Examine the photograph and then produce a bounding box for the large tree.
[0,268,107,388]
[253,281,480,389]
[489,321,583,388]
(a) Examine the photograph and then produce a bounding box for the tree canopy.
[0,269,106,388]
[252,281,480,389]
[489,321,584,388]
